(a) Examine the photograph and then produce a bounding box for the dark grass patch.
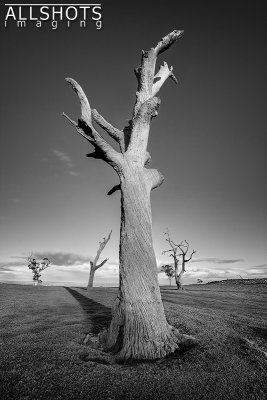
[250,326,267,340]
[0,283,267,399]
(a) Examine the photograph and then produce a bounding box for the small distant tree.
[162,231,196,290]
[161,264,174,286]
[88,231,112,289]
[28,255,51,285]
[197,279,203,284]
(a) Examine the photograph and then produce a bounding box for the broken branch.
[107,184,121,196]
[152,63,178,96]
[154,30,184,56]
[64,78,122,167]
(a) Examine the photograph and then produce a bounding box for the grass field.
[0,282,267,399]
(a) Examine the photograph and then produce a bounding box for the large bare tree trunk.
[101,165,180,360]
[63,31,195,361]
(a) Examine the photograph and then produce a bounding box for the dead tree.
[63,30,191,361]
[88,231,111,289]
[177,240,196,290]
[28,255,51,285]
[163,232,196,290]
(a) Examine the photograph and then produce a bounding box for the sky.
[0,0,266,286]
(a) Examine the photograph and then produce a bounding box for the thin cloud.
[0,261,25,272]
[1,252,116,272]
[157,258,244,274]
[68,170,79,176]
[247,263,267,270]
[246,264,267,276]
[34,251,92,266]
[51,149,79,176]
[52,149,73,166]
[190,258,244,265]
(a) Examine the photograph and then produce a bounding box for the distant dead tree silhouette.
[161,264,175,286]
[88,231,111,289]
[27,254,51,285]
[62,30,196,361]
[162,231,196,290]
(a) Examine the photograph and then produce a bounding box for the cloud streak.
[0,261,26,272]
[157,257,244,273]
[190,258,244,265]
[33,252,92,266]
[51,149,79,176]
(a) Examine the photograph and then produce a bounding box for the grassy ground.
[0,282,267,399]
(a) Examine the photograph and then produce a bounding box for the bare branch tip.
[65,77,75,83]
[174,29,184,37]
[62,112,77,126]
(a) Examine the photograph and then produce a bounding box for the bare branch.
[92,109,125,152]
[86,150,104,159]
[95,257,108,270]
[185,250,196,263]
[145,169,164,191]
[62,112,77,127]
[93,230,112,267]
[152,63,177,96]
[163,231,177,253]
[107,184,121,196]
[162,249,173,255]
[178,244,186,255]
[144,152,151,166]
[64,78,121,167]
[65,78,92,125]
[131,30,183,154]
[154,30,184,56]
[164,231,179,250]
[62,112,93,143]
[170,71,178,84]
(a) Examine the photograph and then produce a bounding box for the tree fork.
[63,30,196,361]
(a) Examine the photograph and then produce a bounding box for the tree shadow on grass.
[64,287,112,334]
[64,287,198,365]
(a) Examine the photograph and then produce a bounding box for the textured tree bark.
[63,30,193,361]
[173,257,184,290]
[100,163,180,360]
[176,270,184,290]
[88,262,95,288]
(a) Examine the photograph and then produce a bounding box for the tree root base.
[81,327,199,364]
